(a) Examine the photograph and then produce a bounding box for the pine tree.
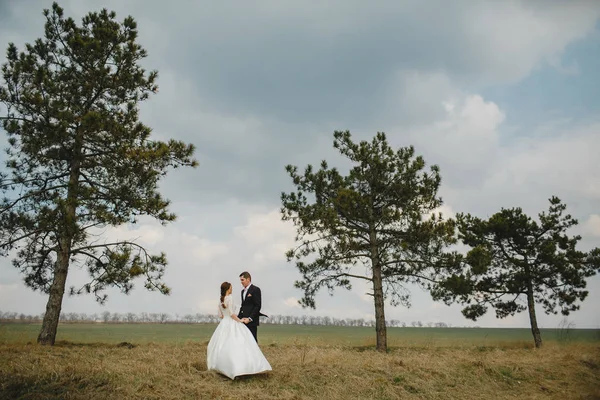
[432,197,600,347]
[281,131,455,351]
[0,3,198,345]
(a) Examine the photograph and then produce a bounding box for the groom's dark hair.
[239,271,251,280]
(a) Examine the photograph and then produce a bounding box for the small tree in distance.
[0,3,197,345]
[432,197,600,348]
[281,131,455,352]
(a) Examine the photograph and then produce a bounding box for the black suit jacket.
[238,284,267,327]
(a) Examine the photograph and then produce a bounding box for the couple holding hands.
[206,271,272,379]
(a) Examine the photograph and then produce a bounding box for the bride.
[206,282,272,379]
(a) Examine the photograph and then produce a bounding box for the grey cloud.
[4,1,597,204]
[6,0,588,127]
[131,1,599,124]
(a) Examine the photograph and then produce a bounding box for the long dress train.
[206,294,272,379]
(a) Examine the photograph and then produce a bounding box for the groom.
[238,271,266,342]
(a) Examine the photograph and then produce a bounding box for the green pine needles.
[0,3,197,345]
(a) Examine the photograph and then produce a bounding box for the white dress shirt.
[242,283,253,300]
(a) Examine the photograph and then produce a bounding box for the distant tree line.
[0,309,462,328]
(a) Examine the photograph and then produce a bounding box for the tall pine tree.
[0,3,197,345]
[432,197,600,347]
[281,131,455,352]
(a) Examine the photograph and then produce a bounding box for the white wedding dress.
[206,294,272,379]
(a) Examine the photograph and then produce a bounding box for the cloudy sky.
[1,1,599,329]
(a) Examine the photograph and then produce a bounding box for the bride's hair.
[220,282,231,308]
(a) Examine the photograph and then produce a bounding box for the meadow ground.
[1,323,599,399]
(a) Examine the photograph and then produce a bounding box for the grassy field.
[1,323,599,399]
[2,323,599,346]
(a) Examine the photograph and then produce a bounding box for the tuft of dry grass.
[0,340,598,399]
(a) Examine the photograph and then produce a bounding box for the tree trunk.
[526,287,542,348]
[369,221,386,352]
[523,261,542,348]
[37,246,70,345]
[38,135,82,345]
[372,263,387,352]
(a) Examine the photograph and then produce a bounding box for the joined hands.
[240,318,250,324]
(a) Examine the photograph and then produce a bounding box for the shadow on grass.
[50,340,137,349]
[233,372,272,382]
[208,370,272,383]
[350,341,538,354]
[580,359,598,370]
[0,372,112,399]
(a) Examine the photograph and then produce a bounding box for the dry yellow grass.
[1,340,598,399]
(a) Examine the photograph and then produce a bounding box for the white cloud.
[232,209,297,270]
[178,233,229,265]
[461,1,600,83]
[582,214,600,237]
[385,92,506,191]
[381,70,462,126]
[284,297,301,309]
[432,94,504,166]
[482,122,600,211]
[99,223,165,246]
